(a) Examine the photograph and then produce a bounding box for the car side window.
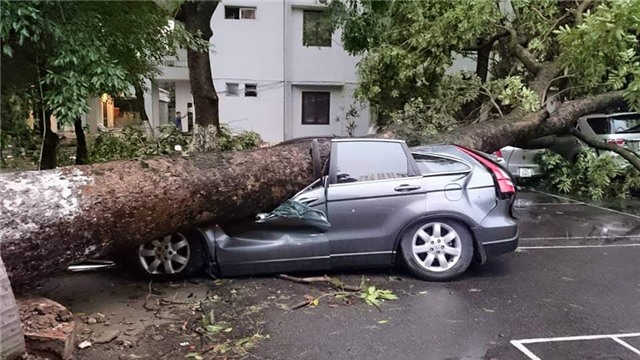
[413,153,471,175]
[334,142,411,184]
[586,117,609,134]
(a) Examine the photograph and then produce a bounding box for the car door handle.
[394,184,421,192]
[297,197,318,205]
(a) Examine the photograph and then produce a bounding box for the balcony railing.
[161,59,188,67]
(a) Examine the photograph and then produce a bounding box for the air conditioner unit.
[317,0,329,5]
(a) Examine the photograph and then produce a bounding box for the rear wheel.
[400,220,473,281]
[132,231,205,279]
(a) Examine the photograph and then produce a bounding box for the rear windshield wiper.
[618,124,640,134]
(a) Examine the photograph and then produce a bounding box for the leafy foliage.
[537,149,640,200]
[218,125,263,152]
[390,73,481,145]
[1,1,206,125]
[0,91,42,169]
[359,286,398,306]
[88,125,263,164]
[329,0,501,114]
[556,0,640,109]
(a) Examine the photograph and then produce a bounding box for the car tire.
[130,230,206,280]
[400,219,473,281]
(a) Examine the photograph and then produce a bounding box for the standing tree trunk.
[134,84,149,122]
[74,117,88,165]
[177,1,221,152]
[39,110,59,170]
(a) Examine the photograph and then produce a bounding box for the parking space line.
[511,332,640,360]
[518,244,640,249]
[520,236,640,241]
[611,337,640,356]
[510,340,541,360]
[530,189,640,220]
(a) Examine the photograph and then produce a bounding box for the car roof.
[579,112,638,119]
[331,138,406,144]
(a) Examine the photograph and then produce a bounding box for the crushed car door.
[215,200,331,277]
[325,140,428,268]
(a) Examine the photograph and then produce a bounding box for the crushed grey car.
[131,139,519,281]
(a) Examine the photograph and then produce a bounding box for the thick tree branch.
[504,26,542,74]
[575,0,597,25]
[569,128,640,171]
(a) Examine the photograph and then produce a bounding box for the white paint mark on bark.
[0,169,92,245]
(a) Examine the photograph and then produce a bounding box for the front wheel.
[132,231,205,279]
[400,220,473,281]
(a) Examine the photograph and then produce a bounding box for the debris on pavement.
[91,329,119,344]
[18,297,77,360]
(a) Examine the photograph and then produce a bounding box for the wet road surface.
[257,190,640,359]
[26,190,640,360]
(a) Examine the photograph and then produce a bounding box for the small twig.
[279,274,361,292]
[159,348,178,359]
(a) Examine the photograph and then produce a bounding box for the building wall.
[211,0,371,143]
[290,84,370,139]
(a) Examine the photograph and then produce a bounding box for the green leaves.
[537,149,639,200]
[557,0,640,110]
[334,0,500,113]
[359,286,398,306]
[1,1,206,125]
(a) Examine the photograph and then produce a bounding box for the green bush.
[88,124,263,164]
[217,124,262,151]
[537,149,640,200]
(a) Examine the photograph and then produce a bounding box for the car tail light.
[606,139,626,146]
[493,150,503,159]
[457,146,515,198]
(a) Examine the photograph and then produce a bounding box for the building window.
[244,84,257,97]
[302,92,330,125]
[225,6,256,20]
[226,83,239,96]
[303,10,332,47]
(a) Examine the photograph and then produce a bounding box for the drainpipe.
[282,0,287,141]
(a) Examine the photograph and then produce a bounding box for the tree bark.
[177,1,221,152]
[0,140,330,287]
[134,85,149,122]
[39,112,59,170]
[569,128,640,171]
[74,117,89,165]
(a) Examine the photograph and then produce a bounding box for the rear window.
[413,153,471,175]
[334,141,411,183]
[587,114,640,134]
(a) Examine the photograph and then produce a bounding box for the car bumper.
[482,232,519,257]
[472,198,519,262]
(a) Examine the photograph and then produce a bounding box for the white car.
[493,146,545,179]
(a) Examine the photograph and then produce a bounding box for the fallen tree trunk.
[0,140,329,287]
[0,90,629,287]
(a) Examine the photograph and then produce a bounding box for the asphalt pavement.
[257,190,640,360]
[25,190,640,360]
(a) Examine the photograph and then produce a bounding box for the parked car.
[494,146,545,179]
[552,112,640,162]
[130,139,519,282]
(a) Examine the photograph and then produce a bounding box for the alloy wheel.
[138,233,191,274]
[411,222,462,272]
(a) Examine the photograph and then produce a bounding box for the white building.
[85,0,371,143]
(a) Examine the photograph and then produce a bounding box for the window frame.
[328,140,420,185]
[302,10,332,47]
[244,83,258,97]
[226,83,239,97]
[224,6,257,20]
[301,91,330,125]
